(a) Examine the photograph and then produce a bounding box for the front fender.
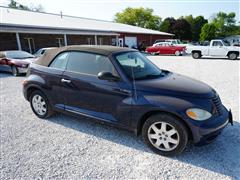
[130,93,213,135]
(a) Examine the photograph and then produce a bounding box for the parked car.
[23,45,233,156]
[0,50,36,76]
[34,47,57,57]
[153,39,186,47]
[186,39,240,60]
[146,42,186,56]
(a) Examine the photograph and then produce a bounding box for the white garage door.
[125,36,137,48]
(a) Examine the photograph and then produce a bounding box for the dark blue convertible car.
[23,45,233,156]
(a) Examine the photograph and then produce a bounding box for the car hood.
[135,72,215,98]
[227,46,240,50]
[12,58,37,64]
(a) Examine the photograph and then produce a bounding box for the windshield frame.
[113,51,163,81]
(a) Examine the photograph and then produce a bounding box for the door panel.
[209,41,227,56]
[62,71,132,126]
[61,51,133,128]
[41,51,69,108]
[209,47,227,56]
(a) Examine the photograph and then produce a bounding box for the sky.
[0,0,239,22]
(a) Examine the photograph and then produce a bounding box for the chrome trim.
[65,109,109,122]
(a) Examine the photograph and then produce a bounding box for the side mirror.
[98,71,120,81]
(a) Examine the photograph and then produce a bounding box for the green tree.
[192,16,208,41]
[184,15,194,28]
[184,15,208,41]
[211,12,238,36]
[8,0,29,10]
[172,18,192,40]
[114,7,161,30]
[159,20,170,32]
[200,23,217,41]
[159,17,176,34]
[8,0,44,12]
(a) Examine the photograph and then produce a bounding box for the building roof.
[0,6,173,36]
[35,45,136,67]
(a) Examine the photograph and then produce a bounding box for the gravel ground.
[0,55,239,179]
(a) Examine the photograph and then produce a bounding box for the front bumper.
[17,67,28,74]
[189,106,232,145]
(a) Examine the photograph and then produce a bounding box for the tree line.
[8,0,44,12]
[8,2,239,42]
[114,7,240,41]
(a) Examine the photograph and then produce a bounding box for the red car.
[146,42,186,56]
[0,50,36,76]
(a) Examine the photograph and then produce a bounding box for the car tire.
[29,90,53,119]
[11,65,19,76]
[142,113,188,156]
[175,51,180,56]
[228,52,238,60]
[192,52,201,59]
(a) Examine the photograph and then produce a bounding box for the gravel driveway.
[0,56,239,179]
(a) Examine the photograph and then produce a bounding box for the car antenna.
[131,62,137,100]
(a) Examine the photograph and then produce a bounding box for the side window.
[66,52,119,76]
[49,52,69,70]
[212,41,223,47]
[41,50,45,55]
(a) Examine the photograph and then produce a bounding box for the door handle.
[61,78,71,83]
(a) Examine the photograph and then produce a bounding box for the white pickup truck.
[186,40,240,60]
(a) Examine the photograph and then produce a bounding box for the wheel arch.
[26,85,44,101]
[227,51,239,56]
[192,50,202,55]
[136,110,193,140]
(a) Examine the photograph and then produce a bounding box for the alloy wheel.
[32,94,47,116]
[148,121,180,151]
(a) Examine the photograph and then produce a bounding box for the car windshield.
[223,41,230,46]
[6,51,34,59]
[34,49,43,56]
[115,51,163,80]
[177,39,182,44]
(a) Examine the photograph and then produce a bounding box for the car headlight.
[21,64,28,68]
[186,108,212,121]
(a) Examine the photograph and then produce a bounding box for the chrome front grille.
[212,95,223,115]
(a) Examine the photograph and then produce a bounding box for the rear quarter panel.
[25,63,64,108]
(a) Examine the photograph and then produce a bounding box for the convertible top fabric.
[34,45,136,67]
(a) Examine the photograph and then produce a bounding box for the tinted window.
[66,52,118,76]
[49,52,69,70]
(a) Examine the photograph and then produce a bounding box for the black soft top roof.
[34,45,137,66]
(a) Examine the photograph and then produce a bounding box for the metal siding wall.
[19,33,65,53]
[67,35,95,45]
[119,33,172,46]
